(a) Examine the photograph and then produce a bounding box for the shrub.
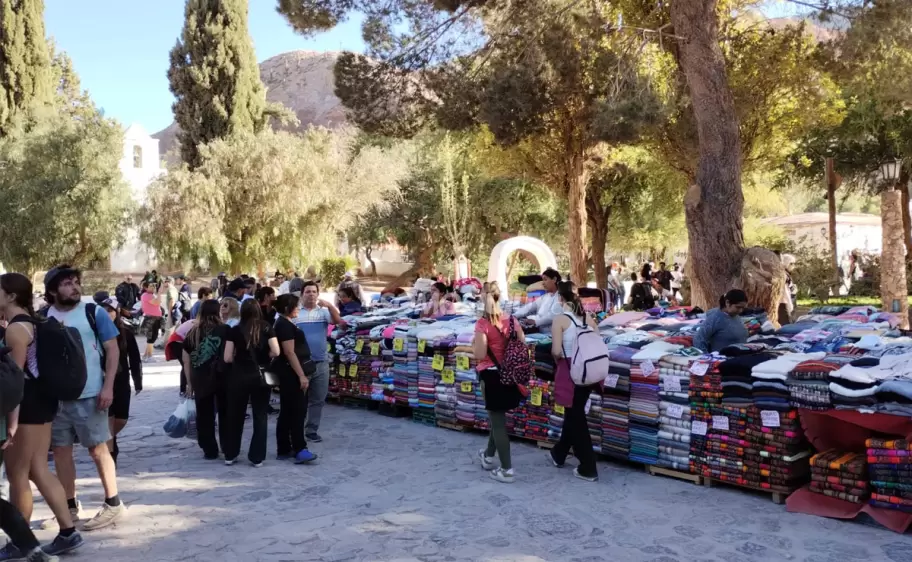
[320,257,347,288]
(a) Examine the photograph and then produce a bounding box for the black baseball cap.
[44,265,81,290]
[227,278,246,292]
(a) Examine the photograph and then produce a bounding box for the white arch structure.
[487,236,558,291]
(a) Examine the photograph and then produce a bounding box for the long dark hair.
[187,300,222,348]
[0,273,36,317]
[107,305,128,352]
[275,294,300,317]
[239,299,265,349]
[556,281,584,317]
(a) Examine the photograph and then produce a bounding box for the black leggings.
[0,450,40,552]
[551,384,599,477]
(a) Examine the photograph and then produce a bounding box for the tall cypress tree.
[0,0,53,135]
[168,0,269,168]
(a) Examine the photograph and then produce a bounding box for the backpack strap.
[84,303,107,368]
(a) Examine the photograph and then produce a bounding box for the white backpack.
[564,313,611,385]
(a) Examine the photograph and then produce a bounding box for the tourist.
[190,286,214,320]
[606,264,622,311]
[0,273,83,556]
[693,289,749,353]
[650,278,677,305]
[182,300,229,460]
[640,263,653,282]
[623,271,636,306]
[273,294,317,463]
[655,262,673,293]
[302,266,320,284]
[628,273,656,311]
[514,268,563,335]
[278,272,297,296]
[336,272,365,305]
[160,277,178,336]
[670,264,683,301]
[176,275,192,323]
[256,286,278,324]
[114,275,141,316]
[220,297,241,327]
[337,287,363,316]
[548,281,601,482]
[294,282,346,442]
[139,281,163,361]
[473,282,524,484]
[93,293,142,467]
[242,277,257,302]
[222,300,279,467]
[421,282,456,319]
[43,266,126,531]
[223,278,247,302]
[141,270,160,291]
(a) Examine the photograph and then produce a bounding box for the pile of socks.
[809,450,869,503]
[601,346,634,461]
[741,407,810,494]
[656,355,692,471]
[867,438,912,513]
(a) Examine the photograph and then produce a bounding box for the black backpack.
[630,282,656,311]
[0,348,25,416]
[31,303,102,401]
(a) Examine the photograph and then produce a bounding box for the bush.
[320,258,348,288]
[791,246,836,303]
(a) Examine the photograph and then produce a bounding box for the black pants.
[195,390,227,458]
[222,377,271,464]
[0,450,39,552]
[180,367,188,395]
[276,372,309,456]
[552,384,598,477]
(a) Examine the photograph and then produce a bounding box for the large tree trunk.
[565,150,589,286]
[825,157,839,283]
[671,0,746,309]
[881,190,909,329]
[590,212,609,289]
[900,165,912,262]
[365,246,377,277]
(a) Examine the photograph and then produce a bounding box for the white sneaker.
[489,467,515,483]
[40,501,81,530]
[82,502,126,531]
[573,467,598,482]
[477,449,496,470]
[225,459,236,466]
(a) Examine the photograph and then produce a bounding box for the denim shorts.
[51,397,112,448]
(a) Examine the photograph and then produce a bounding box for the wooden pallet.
[437,421,468,432]
[537,440,555,450]
[702,477,789,504]
[647,465,703,485]
[378,402,411,418]
[341,396,379,411]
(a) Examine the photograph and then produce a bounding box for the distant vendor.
[693,289,749,353]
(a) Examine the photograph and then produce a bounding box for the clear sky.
[45,1,365,134]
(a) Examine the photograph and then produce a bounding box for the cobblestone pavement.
[24,360,911,562]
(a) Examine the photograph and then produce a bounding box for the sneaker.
[224,458,237,466]
[548,451,564,468]
[305,433,323,443]
[41,532,84,556]
[25,547,58,562]
[294,449,317,464]
[477,449,496,470]
[276,453,292,461]
[251,461,264,468]
[0,542,22,561]
[40,502,81,530]
[489,467,515,483]
[573,467,598,482]
[81,503,126,531]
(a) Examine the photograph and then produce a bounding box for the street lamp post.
[879,159,909,328]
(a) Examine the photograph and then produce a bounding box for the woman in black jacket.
[95,294,143,466]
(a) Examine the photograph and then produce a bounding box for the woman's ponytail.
[557,281,584,317]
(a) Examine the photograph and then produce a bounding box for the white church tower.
[109,123,164,273]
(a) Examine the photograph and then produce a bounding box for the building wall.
[782,223,882,261]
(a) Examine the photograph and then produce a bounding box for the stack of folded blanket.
[741,407,811,494]
[601,346,635,461]
[751,353,825,411]
[586,391,603,454]
[867,438,912,513]
[828,361,882,409]
[657,355,693,471]
[628,356,660,465]
[523,378,553,442]
[787,356,843,410]
[701,405,750,484]
[689,359,723,474]
[809,450,869,503]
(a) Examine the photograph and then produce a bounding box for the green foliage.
[0,109,133,275]
[139,127,410,273]
[169,0,289,168]
[319,257,348,288]
[791,244,836,303]
[0,0,52,134]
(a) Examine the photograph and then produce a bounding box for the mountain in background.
[153,51,347,163]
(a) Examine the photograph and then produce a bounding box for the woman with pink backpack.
[548,281,603,482]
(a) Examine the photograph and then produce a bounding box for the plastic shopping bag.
[185,399,198,440]
[163,400,189,439]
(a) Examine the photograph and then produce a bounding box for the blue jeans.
[305,361,330,436]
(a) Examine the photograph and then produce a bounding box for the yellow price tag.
[432,354,445,371]
[441,369,455,384]
[393,338,404,352]
[417,339,426,352]
[355,340,364,353]
[460,381,473,393]
[554,404,565,415]
[337,364,345,377]
[530,387,543,406]
[327,342,332,354]
[370,342,380,355]
[456,356,469,370]
[349,364,358,378]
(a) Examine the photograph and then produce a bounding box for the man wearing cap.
[43,266,126,531]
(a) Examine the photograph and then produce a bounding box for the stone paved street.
[25,361,911,562]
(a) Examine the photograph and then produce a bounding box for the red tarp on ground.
[786,409,912,533]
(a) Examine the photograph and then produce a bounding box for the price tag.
[456,356,470,371]
[348,364,358,378]
[603,374,618,388]
[664,377,682,392]
[712,415,730,431]
[689,362,709,376]
[554,404,565,415]
[666,404,684,419]
[337,364,345,377]
[761,410,780,428]
[355,340,364,353]
[691,420,708,436]
[530,387,543,406]
[460,381,473,393]
[370,342,380,355]
[441,369,455,384]
[641,360,656,375]
[393,338,404,352]
[432,354,445,370]
[417,339,426,353]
